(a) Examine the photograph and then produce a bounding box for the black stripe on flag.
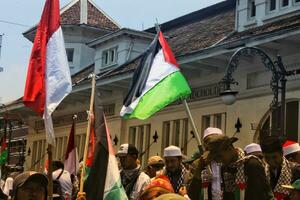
[84,92,109,200]
[123,34,160,107]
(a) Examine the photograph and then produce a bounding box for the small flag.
[85,114,96,179]
[120,31,191,119]
[0,135,7,165]
[23,0,72,145]
[84,95,127,200]
[64,118,79,175]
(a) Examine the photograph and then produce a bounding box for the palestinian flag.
[84,115,95,179]
[0,135,7,165]
[120,31,191,119]
[84,95,127,200]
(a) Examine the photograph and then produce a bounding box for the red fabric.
[274,192,287,200]
[65,120,75,160]
[86,113,95,167]
[201,182,210,188]
[282,140,297,147]
[158,31,179,68]
[23,0,61,116]
[1,135,6,150]
[144,175,174,193]
[236,183,247,190]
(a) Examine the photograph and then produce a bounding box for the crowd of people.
[2,127,300,200]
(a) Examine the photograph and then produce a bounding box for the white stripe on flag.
[120,49,178,116]
[44,27,72,145]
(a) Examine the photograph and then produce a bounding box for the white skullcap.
[164,145,182,157]
[283,140,300,156]
[203,127,223,139]
[244,143,262,154]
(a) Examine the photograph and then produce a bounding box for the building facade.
[2,0,300,171]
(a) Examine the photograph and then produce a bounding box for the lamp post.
[219,47,291,136]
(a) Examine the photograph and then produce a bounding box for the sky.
[0,0,223,103]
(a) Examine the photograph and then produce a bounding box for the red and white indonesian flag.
[64,119,79,175]
[23,0,72,145]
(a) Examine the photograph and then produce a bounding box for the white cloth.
[129,172,150,200]
[164,145,182,157]
[244,143,262,154]
[3,177,13,197]
[203,127,223,139]
[211,161,222,200]
[53,169,73,198]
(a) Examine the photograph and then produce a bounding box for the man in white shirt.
[52,160,73,200]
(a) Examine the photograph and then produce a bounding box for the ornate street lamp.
[219,47,291,136]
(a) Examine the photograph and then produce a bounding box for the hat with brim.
[13,171,48,197]
[282,179,300,190]
[117,144,139,157]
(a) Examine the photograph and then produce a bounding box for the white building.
[1,0,300,170]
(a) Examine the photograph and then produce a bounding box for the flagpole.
[73,115,77,175]
[80,74,96,193]
[47,144,53,200]
[182,99,204,153]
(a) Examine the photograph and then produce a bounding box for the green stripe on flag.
[104,179,128,200]
[0,150,8,165]
[124,71,191,120]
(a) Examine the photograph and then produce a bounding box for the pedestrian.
[118,143,150,200]
[144,156,165,179]
[188,127,223,200]
[282,140,300,164]
[190,135,274,200]
[11,171,48,200]
[52,160,73,199]
[244,143,263,159]
[282,179,300,200]
[160,145,191,197]
[262,136,300,200]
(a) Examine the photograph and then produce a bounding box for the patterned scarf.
[165,164,187,193]
[266,157,291,199]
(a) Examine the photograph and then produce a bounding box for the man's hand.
[179,186,188,196]
[192,151,210,179]
[76,192,86,200]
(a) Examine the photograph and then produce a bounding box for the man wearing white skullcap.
[244,143,263,159]
[161,145,191,196]
[188,127,224,200]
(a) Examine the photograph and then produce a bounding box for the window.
[259,100,299,142]
[66,48,74,62]
[282,0,289,6]
[249,0,256,17]
[201,113,226,136]
[269,0,276,11]
[162,119,189,154]
[128,124,151,166]
[102,47,118,67]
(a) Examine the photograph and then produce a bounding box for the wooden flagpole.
[47,144,53,200]
[183,99,204,152]
[79,74,96,193]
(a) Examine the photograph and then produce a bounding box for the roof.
[88,28,155,47]
[23,0,120,39]
[60,0,120,31]
[220,12,300,45]
[71,63,94,84]
[146,0,236,57]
